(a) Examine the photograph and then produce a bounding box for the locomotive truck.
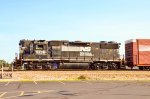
[14,39,123,70]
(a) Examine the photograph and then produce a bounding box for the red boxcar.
[125,39,150,70]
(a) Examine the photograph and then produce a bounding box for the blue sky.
[0,0,150,62]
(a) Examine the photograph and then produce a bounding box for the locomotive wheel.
[90,63,100,70]
[91,63,97,70]
[139,66,143,70]
[51,63,60,70]
[108,63,113,70]
[107,63,118,70]
[112,63,118,70]
[148,67,150,70]
[143,66,150,70]
[94,63,103,70]
[97,63,103,70]
[102,63,108,70]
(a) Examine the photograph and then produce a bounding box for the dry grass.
[8,71,150,81]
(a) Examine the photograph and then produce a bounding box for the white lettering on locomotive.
[80,52,93,56]
[35,50,46,54]
[61,46,91,51]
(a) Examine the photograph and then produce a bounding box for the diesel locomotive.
[14,39,123,70]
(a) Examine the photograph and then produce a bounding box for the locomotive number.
[80,52,93,56]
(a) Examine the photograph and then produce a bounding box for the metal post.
[2,62,3,79]
[12,64,13,73]
[99,45,101,61]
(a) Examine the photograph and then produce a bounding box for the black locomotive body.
[14,40,122,70]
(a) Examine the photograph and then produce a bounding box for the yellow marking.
[33,81,37,85]
[19,91,24,96]
[3,90,55,99]
[4,95,19,99]
[58,81,65,85]
[0,92,7,98]
[5,82,10,86]
[39,90,54,93]
[81,81,92,85]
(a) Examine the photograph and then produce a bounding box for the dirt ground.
[1,70,149,81]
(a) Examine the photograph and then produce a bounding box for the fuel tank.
[59,63,89,69]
